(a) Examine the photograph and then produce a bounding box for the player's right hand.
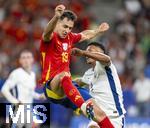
[55,4,65,18]
[98,22,109,32]
[71,48,83,56]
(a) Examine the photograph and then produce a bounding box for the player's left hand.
[55,4,65,18]
[71,48,83,56]
[98,22,109,32]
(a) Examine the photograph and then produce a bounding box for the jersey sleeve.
[2,71,17,89]
[94,61,106,75]
[1,71,19,103]
[41,32,56,43]
[40,32,56,51]
[72,33,82,44]
[40,38,48,52]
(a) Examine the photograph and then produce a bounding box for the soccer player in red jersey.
[40,5,114,128]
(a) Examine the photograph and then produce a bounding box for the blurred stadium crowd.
[0,0,150,127]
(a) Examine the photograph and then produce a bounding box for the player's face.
[86,45,103,65]
[19,52,34,70]
[57,17,74,38]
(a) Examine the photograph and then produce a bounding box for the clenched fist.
[98,22,109,33]
[55,4,65,18]
[71,48,84,56]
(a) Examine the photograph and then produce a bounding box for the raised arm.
[42,5,65,42]
[79,22,109,42]
[72,48,111,66]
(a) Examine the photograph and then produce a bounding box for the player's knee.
[59,72,70,81]
[92,102,106,121]
[94,107,106,122]
[84,99,106,121]
[96,108,106,118]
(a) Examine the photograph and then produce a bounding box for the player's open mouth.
[63,32,67,36]
[62,34,67,37]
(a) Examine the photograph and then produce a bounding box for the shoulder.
[8,68,21,79]
[11,68,22,75]
[69,32,74,36]
[68,32,74,39]
[69,32,81,38]
[69,32,78,36]
[95,61,106,69]
[41,32,57,43]
[96,61,103,66]
[108,62,117,71]
[94,61,105,74]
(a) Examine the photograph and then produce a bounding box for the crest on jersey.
[62,43,68,51]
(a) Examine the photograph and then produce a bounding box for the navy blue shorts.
[44,81,92,110]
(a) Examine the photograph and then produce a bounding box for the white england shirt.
[81,61,126,117]
[1,68,40,103]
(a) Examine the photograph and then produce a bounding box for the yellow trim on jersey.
[74,108,82,116]
[45,64,51,81]
[46,88,64,100]
[41,52,46,69]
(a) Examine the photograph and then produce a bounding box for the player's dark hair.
[87,42,106,54]
[60,10,77,21]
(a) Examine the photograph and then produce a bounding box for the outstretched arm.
[79,22,109,42]
[72,48,111,66]
[42,5,65,42]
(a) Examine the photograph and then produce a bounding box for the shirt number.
[61,52,68,62]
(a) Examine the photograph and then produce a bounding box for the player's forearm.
[1,88,19,103]
[80,29,102,41]
[42,15,59,41]
[80,23,109,42]
[82,51,111,64]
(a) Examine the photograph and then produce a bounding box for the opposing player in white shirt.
[72,42,126,128]
[1,50,45,128]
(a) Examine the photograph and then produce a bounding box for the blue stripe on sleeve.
[105,66,123,116]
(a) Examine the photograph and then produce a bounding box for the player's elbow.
[103,56,111,66]
[106,56,111,63]
[1,87,8,97]
[42,31,53,42]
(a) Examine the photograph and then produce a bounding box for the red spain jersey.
[40,32,81,84]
